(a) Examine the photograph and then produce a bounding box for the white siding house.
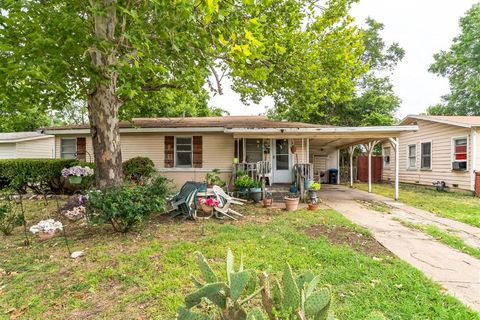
[0,132,55,159]
[383,115,480,192]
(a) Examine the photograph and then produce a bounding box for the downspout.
[471,128,478,192]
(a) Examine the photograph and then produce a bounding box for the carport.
[226,125,418,200]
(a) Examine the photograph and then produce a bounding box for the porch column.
[348,145,355,188]
[388,137,400,201]
[337,148,341,184]
[365,141,379,193]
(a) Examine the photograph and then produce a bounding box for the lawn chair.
[212,186,244,220]
[168,181,203,218]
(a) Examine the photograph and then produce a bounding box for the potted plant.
[308,181,321,202]
[249,180,262,203]
[205,169,224,188]
[62,166,94,184]
[29,219,63,240]
[235,175,254,193]
[284,193,299,211]
[263,192,273,207]
[198,197,219,216]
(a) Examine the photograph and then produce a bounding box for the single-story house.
[41,116,417,198]
[383,115,480,192]
[0,132,55,159]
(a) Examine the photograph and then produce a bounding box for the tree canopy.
[428,3,480,116]
[269,17,404,126]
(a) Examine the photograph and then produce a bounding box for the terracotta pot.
[38,232,55,240]
[284,197,299,211]
[201,203,213,213]
[290,145,297,154]
[308,203,320,211]
[263,198,273,207]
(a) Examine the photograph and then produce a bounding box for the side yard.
[1,201,479,319]
[354,182,480,228]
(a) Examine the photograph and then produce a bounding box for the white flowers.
[62,206,86,221]
[61,166,94,177]
[29,219,63,234]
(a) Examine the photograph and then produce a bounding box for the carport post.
[365,141,378,193]
[349,145,355,188]
[388,137,400,201]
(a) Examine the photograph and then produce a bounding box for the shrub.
[122,157,156,184]
[86,175,170,233]
[0,201,21,236]
[0,159,85,193]
[205,168,225,186]
[235,175,255,189]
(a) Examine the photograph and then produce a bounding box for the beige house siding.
[0,143,16,159]
[475,128,480,171]
[382,119,472,190]
[16,137,55,158]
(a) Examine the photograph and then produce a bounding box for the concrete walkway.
[319,185,480,312]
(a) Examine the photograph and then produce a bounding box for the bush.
[122,157,156,184]
[86,175,170,233]
[0,159,87,193]
[0,201,21,236]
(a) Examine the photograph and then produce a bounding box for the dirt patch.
[305,224,391,256]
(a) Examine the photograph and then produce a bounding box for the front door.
[273,139,291,183]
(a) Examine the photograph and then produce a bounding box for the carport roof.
[0,132,53,143]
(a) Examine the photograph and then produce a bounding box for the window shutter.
[192,136,203,168]
[76,138,86,161]
[164,136,174,168]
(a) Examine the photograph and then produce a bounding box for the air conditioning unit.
[452,161,467,171]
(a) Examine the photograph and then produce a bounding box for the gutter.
[224,125,419,134]
[0,135,54,144]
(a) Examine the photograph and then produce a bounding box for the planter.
[68,176,83,184]
[290,145,297,153]
[289,185,298,193]
[38,232,55,240]
[308,203,320,211]
[250,188,262,203]
[233,158,239,164]
[307,189,319,201]
[201,203,213,213]
[284,196,300,211]
[304,179,313,189]
[263,198,273,207]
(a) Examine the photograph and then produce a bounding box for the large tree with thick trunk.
[0,0,367,188]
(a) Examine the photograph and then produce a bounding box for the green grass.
[0,200,478,319]
[394,218,480,260]
[354,183,480,228]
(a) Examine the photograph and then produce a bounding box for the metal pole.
[349,146,354,188]
[395,137,400,201]
[368,144,372,193]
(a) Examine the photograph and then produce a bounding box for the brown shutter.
[192,136,203,168]
[164,136,174,168]
[76,137,86,161]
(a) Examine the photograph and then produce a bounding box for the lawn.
[354,182,480,228]
[1,200,478,319]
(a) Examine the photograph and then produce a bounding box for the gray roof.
[0,132,52,142]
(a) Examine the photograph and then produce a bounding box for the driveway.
[319,185,480,312]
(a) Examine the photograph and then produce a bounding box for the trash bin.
[328,168,338,184]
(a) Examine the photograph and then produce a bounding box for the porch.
[227,125,418,200]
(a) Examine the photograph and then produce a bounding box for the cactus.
[178,250,340,320]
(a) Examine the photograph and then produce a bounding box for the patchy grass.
[354,183,480,228]
[356,200,392,214]
[1,201,479,319]
[394,218,480,260]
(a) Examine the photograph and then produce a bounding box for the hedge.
[0,159,93,194]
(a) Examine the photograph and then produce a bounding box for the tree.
[429,3,480,116]
[1,0,365,188]
[0,107,51,132]
[269,17,405,126]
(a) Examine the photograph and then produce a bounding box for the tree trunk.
[87,0,123,188]
[88,84,123,189]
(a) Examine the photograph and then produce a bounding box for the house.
[0,132,55,159]
[382,115,480,192]
[42,116,416,196]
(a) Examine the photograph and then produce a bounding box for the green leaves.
[185,282,226,308]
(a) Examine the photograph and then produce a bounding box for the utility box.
[475,172,480,197]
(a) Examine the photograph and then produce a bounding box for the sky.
[208,0,479,119]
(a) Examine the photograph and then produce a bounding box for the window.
[61,138,77,159]
[245,139,271,163]
[420,142,431,169]
[452,137,468,171]
[407,144,416,169]
[383,147,391,169]
[175,137,192,167]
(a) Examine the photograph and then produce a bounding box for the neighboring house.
[383,115,480,192]
[0,132,55,159]
[42,116,416,189]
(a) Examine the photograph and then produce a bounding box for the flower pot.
[308,189,319,202]
[284,196,299,211]
[263,198,273,207]
[69,176,83,184]
[308,203,320,211]
[304,179,313,189]
[250,188,262,203]
[201,203,213,213]
[289,185,298,193]
[233,158,239,164]
[290,145,297,154]
[38,232,55,240]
